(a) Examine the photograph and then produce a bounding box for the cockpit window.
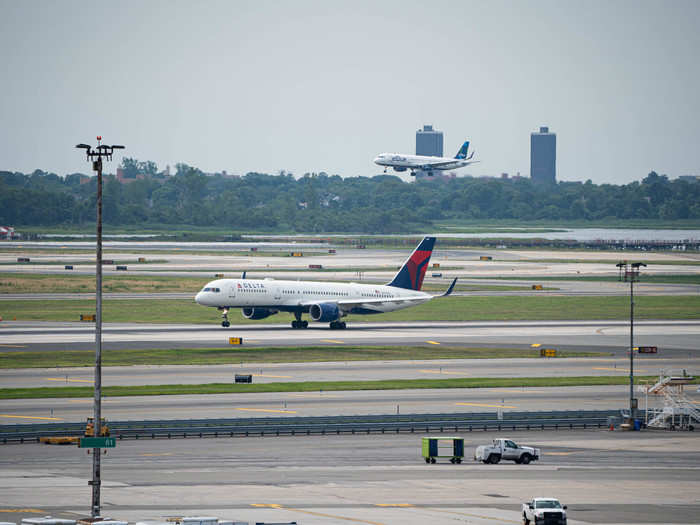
[202,287,221,293]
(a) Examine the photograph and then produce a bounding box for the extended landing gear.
[220,308,230,328]
[330,320,346,330]
[291,312,308,329]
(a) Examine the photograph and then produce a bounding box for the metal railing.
[0,410,616,444]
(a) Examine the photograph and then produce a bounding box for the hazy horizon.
[1,0,699,183]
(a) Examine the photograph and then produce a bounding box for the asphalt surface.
[1,319,699,352]
[4,384,699,423]
[1,430,699,524]
[2,355,699,388]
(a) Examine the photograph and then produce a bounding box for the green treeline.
[1,163,698,233]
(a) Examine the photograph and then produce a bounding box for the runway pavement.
[1,430,699,524]
[4,384,699,422]
[2,355,699,389]
[1,319,699,352]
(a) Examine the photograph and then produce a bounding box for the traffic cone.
[609,423,615,431]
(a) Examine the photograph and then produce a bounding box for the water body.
[431,228,700,242]
[5,229,699,249]
[248,229,700,242]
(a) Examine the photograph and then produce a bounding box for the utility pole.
[616,261,646,424]
[76,138,124,517]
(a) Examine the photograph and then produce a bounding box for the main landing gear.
[220,308,230,328]
[291,311,308,329]
[330,320,346,330]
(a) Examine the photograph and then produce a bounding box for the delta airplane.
[374,141,478,176]
[195,237,457,329]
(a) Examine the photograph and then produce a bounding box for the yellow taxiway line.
[252,373,292,379]
[456,402,517,409]
[235,408,297,414]
[46,377,94,384]
[419,369,466,375]
[0,414,63,421]
[592,367,648,373]
[320,339,345,344]
[250,504,385,525]
[426,340,441,345]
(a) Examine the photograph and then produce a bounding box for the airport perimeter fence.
[0,410,618,444]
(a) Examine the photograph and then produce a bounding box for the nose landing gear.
[220,308,230,328]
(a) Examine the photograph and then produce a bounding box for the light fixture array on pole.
[76,137,124,517]
[616,260,646,425]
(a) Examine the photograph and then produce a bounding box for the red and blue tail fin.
[387,236,436,290]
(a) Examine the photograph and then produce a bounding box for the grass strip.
[0,346,608,369]
[2,295,697,323]
[0,272,539,294]
[2,375,698,400]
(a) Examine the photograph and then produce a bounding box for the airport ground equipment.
[474,438,540,464]
[85,417,109,437]
[421,436,464,463]
[522,498,567,525]
[639,368,699,430]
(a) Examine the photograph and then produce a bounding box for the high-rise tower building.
[416,125,443,157]
[530,126,556,184]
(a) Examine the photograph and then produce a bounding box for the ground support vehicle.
[522,497,567,525]
[474,438,540,464]
[421,436,464,464]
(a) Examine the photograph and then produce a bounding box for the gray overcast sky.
[1,0,699,183]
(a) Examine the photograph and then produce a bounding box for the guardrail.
[0,410,617,444]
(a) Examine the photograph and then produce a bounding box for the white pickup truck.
[474,438,540,464]
[522,497,567,525]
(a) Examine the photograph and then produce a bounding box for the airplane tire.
[340,322,346,329]
[291,321,298,329]
[221,321,230,328]
[302,321,308,328]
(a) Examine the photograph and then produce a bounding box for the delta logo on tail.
[387,237,436,291]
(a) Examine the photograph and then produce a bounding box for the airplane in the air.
[373,141,478,176]
[195,237,457,329]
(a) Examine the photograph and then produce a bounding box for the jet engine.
[309,302,340,323]
[242,307,278,320]
[393,166,407,172]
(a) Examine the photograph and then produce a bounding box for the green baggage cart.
[422,436,464,464]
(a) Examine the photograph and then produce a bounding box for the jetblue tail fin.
[454,141,470,159]
[387,236,436,290]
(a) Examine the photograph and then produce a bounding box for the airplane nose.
[195,292,202,304]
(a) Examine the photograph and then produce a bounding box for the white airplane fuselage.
[373,153,469,172]
[195,278,432,314]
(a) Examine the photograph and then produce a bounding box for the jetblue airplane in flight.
[374,141,478,176]
[195,237,456,329]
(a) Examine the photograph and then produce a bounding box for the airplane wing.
[415,160,479,170]
[300,295,430,313]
